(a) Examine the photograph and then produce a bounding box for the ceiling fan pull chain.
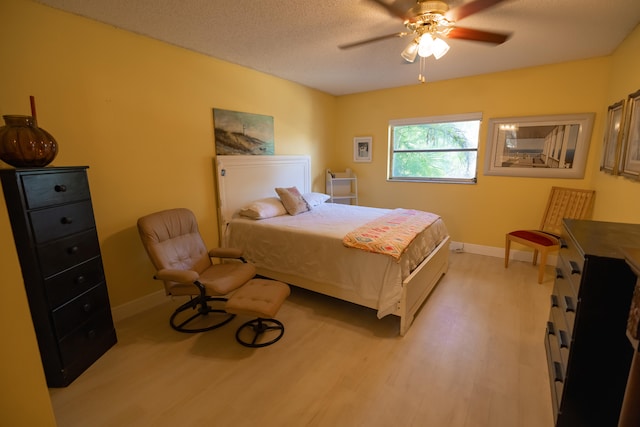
[419,57,426,83]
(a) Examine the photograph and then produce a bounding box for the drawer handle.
[54,184,67,192]
[559,238,568,249]
[67,246,79,255]
[564,295,575,313]
[83,303,92,313]
[60,216,73,225]
[547,321,555,336]
[550,294,559,307]
[553,361,564,383]
[555,267,564,279]
[558,330,569,349]
[569,260,581,275]
[87,329,96,340]
[75,275,86,284]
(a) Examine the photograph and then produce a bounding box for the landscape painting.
[213,109,274,155]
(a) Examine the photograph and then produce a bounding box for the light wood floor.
[50,252,554,427]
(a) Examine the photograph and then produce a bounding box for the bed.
[215,155,450,336]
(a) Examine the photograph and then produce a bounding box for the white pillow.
[239,197,287,219]
[303,192,330,208]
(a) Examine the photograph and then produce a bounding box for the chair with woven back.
[504,187,595,284]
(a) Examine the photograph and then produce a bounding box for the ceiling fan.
[340,0,512,82]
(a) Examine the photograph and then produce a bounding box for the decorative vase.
[0,115,58,167]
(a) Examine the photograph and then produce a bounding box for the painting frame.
[484,113,595,178]
[213,108,274,155]
[354,136,372,162]
[600,100,626,175]
[620,89,640,180]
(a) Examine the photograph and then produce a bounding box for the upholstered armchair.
[137,208,256,332]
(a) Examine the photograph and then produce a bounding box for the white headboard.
[215,155,311,234]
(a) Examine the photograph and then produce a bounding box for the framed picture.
[484,113,595,178]
[600,100,626,174]
[620,89,640,179]
[354,136,372,162]
[213,108,274,155]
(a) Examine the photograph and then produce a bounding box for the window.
[388,112,482,184]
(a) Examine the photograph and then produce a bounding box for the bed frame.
[215,155,449,336]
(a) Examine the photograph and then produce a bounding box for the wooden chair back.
[539,187,595,236]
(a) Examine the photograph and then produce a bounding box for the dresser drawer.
[554,268,578,335]
[44,258,105,308]
[38,229,101,278]
[29,200,96,244]
[22,171,90,209]
[545,324,565,411]
[52,284,111,339]
[550,293,568,334]
[547,307,571,365]
[58,308,115,366]
[559,242,585,296]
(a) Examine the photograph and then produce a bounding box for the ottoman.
[226,278,290,347]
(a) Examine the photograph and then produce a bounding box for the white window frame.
[387,112,482,184]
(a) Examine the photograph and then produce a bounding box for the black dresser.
[619,247,640,427]
[545,219,640,426]
[1,166,117,387]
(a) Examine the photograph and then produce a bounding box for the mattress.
[224,203,448,318]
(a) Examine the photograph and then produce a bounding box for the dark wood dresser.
[1,166,117,387]
[619,247,640,427]
[544,219,640,426]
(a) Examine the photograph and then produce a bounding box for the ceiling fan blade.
[446,0,509,22]
[339,32,408,49]
[447,27,511,44]
[368,0,414,20]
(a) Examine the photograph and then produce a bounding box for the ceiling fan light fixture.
[432,36,450,59]
[418,34,434,58]
[401,38,420,63]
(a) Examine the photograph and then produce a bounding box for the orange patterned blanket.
[342,208,440,260]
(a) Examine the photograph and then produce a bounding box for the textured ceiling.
[35,0,640,95]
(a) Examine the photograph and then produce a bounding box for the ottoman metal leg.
[235,318,285,348]
[226,279,290,348]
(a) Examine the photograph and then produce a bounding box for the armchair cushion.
[155,268,199,283]
[209,247,244,259]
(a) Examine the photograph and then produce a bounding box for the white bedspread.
[224,203,448,318]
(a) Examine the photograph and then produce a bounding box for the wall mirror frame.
[620,89,640,180]
[601,100,626,175]
[484,113,595,178]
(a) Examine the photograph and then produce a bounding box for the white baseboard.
[449,240,558,266]
[111,290,167,323]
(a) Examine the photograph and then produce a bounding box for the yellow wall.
[591,25,640,221]
[1,0,336,306]
[0,206,56,426]
[335,60,611,247]
[334,25,640,246]
[1,0,638,425]
[0,0,335,425]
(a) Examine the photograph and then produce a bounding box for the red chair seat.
[508,230,558,246]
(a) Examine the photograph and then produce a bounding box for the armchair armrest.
[209,247,244,259]
[155,269,199,284]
